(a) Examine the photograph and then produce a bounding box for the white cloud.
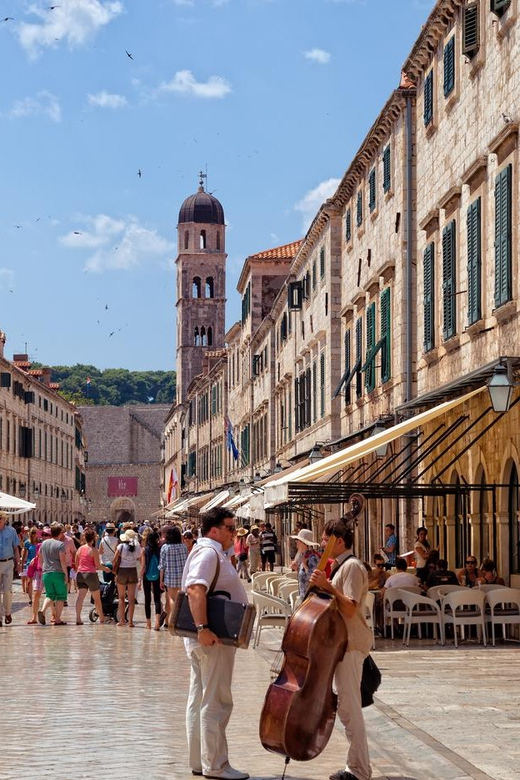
[157,70,231,99]
[294,178,340,232]
[18,0,123,58]
[304,48,331,64]
[8,90,62,122]
[0,269,16,292]
[60,214,175,272]
[87,91,128,109]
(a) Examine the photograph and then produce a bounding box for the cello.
[259,495,364,762]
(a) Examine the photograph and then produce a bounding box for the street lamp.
[308,444,324,465]
[487,364,514,413]
[371,423,389,458]
[19,483,26,498]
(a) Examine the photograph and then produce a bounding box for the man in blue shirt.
[0,512,21,626]
[382,523,397,568]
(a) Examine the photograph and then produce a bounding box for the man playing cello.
[310,519,373,780]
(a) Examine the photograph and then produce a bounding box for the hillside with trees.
[41,364,176,407]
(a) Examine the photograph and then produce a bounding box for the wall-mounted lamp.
[308,444,325,465]
[487,363,514,413]
[19,483,26,498]
[371,423,389,458]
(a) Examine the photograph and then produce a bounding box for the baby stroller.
[89,577,128,623]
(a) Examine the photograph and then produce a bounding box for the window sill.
[442,334,461,354]
[493,299,517,323]
[465,319,486,337]
[370,208,379,222]
[468,54,485,80]
[425,121,437,139]
[356,226,365,239]
[497,10,517,41]
[422,348,439,365]
[384,189,393,203]
[444,91,459,115]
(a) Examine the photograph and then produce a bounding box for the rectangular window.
[365,303,376,392]
[462,2,480,58]
[320,353,325,418]
[424,70,433,126]
[356,191,363,227]
[344,330,351,405]
[443,37,455,97]
[368,168,376,212]
[380,287,391,383]
[320,247,325,278]
[312,360,317,423]
[345,208,351,242]
[442,221,457,340]
[491,0,511,17]
[312,260,317,290]
[494,164,512,308]
[423,243,435,352]
[355,318,363,398]
[383,145,391,193]
[467,198,482,325]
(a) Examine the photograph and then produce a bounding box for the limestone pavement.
[0,581,517,780]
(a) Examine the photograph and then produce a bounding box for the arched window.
[184,230,189,250]
[205,276,214,298]
[216,231,221,250]
[200,230,207,249]
[192,277,201,298]
[194,327,200,346]
[207,326,213,346]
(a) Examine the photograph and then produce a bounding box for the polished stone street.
[0,581,517,780]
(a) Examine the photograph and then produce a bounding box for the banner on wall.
[107,477,138,497]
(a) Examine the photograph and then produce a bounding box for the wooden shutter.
[443,37,455,97]
[345,209,351,242]
[467,198,482,324]
[320,353,325,418]
[355,317,363,398]
[424,70,433,126]
[463,3,480,57]
[344,329,351,405]
[320,247,325,278]
[380,287,391,383]
[312,360,317,422]
[356,191,363,227]
[369,168,376,212]
[494,164,512,307]
[423,243,435,352]
[305,367,312,428]
[383,145,391,193]
[294,376,300,432]
[365,303,376,391]
[442,221,457,340]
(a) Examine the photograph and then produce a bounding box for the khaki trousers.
[186,643,236,775]
[0,558,14,619]
[334,649,372,780]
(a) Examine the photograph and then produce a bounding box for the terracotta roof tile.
[13,361,31,369]
[28,369,44,376]
[249,240,302,261]
[49,383,60,390]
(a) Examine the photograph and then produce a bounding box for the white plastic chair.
[269,576,294,598]
[437,584,466,598]
[251,591,291,647]
[251,572,273,592]
[267,575,287,596]
[383,586,423,639]
[398,589,444,646]
[485,587,520,646]
[278,581,300,604]
[364,590,376,649]
[442,589,487,647]
[281,570,298,580]
[289,590,301,612]
[477,583,506,593]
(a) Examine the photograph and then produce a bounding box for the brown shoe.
[5,614,12,625]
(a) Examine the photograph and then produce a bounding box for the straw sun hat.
[290,529,319,547]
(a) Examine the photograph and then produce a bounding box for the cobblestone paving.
[1,582,518,780]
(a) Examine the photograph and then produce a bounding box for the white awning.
[199,490,230,514]
[166,493,212,517]
[0,491,36,515]
[222,493,250,510]
[236,501,251,519]
[264,387,485,508]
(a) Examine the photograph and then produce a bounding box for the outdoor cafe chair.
[278,580,300,604]
[441,589,487,647]
[383,586,423,639]
[437,584,466,598]
[477,583,506,593]
[485,587,520,646]
[398,589,444,646]
[289,589,301,612]
[252,591,292,648]
[267,575,288,596]
[251,572,273,592]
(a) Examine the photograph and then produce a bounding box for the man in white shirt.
[384,557,419,591]
[182,508,249,780]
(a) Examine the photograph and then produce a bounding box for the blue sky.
[0,0,433,372]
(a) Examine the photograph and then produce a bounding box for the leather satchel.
[172,552,256,649]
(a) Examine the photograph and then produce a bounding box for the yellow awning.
[264,387,485,508]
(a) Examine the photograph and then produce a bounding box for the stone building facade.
[164,0,520,583]
[0,334,87,526]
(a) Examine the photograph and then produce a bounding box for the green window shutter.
[443,37,455,97]
[320,247,325,278]
[344,329,351,405]
[442,221,457,340]
[345,209,351,242]
[355,317,363,398]
[369,169,376,212]
[423,243,435,352]
[383,145,391,193]
[424,70,433,126]
[294,376,300,433]
[312,360,317,422]
[356,191,363,227]
[467,198,482,325]
[319,355,325,418]
[494,164,512,308]
[365,303,376,391]
[462,3,480,58]
[312,260,317,290]
[491,0,511,17]
[380,287,391,383]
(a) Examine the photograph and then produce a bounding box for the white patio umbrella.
[0,491,36,515]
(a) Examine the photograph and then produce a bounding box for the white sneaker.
[203,768,249,780]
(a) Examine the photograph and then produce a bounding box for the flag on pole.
[224,415,239,462]
[167,467,179,503]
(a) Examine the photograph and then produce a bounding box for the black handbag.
[360,654,382,707]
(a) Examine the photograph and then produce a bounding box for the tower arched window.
[207,326,213,346]
[194,327,200,346]
[200,326,207,346]
[192,277,202,298]
[200,230,207,249]
[184,230,189,250]
[205,276,214,298]
[216,231,221,250]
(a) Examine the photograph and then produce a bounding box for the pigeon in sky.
[73,231,82,235]
[125,50,134,60]
[2,18,14,22]
[138,169,142,178]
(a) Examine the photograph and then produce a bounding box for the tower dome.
[178,182,225,225]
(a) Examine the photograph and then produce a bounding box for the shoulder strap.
[208,550,221,595]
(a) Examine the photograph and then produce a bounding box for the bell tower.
[175,174,227,404]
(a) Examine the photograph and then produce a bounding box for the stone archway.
[110,497,136,526]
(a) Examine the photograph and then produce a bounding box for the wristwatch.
[196,624,209,632]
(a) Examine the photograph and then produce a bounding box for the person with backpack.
[141,530,163,630]
[159,525,188,629]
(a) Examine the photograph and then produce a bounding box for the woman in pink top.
[74,529,105,625]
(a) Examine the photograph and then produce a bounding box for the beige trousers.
[334,649,372,780]
[0,558,14,619]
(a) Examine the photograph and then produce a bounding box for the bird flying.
[125,50,134,60]
[137,169,142,178]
